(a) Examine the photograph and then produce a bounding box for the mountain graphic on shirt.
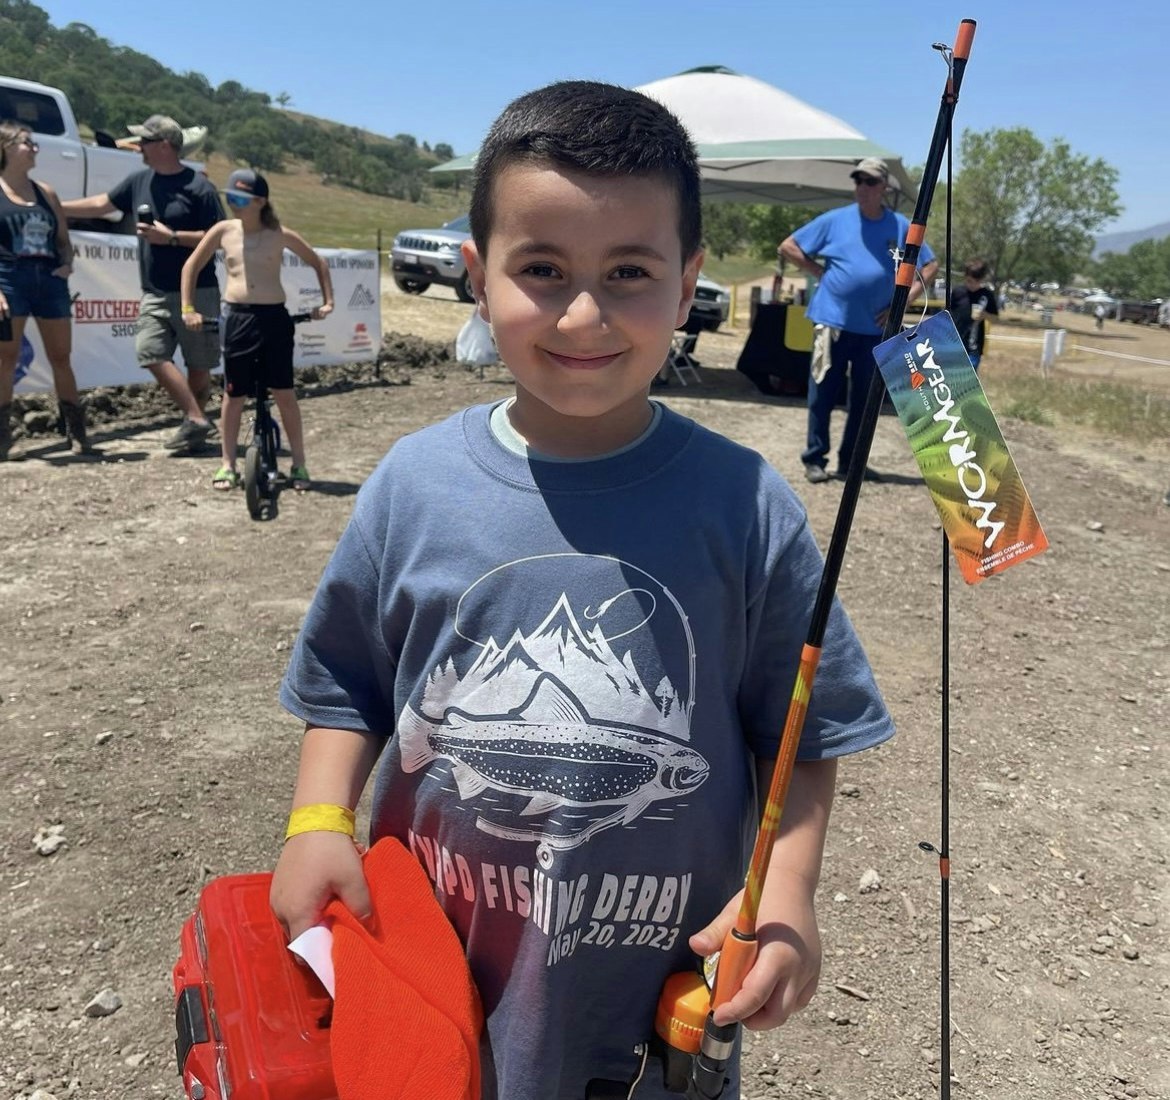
[421,592,689,740]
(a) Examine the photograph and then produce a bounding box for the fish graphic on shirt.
[397,674,709,854]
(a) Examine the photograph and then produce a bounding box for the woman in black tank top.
[0,120,91,458]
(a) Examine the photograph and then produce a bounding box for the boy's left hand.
[312,304,333,320]
[688,871,822,1030]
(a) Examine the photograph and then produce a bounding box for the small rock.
[124,696,147,707]
[189,621,206,632]
[859,868,882,894]
[1086,521,1105,533]
[29,1090,59,1100]
[833,891,849,903]
[124,1051,148,1068]
[84,988,122,1017]
[95,731,114,746]
[838,784,861,798]
[1122,948,1140,961]
[33,824,66,856]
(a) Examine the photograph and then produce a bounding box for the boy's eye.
[612,265,650,280]
[521,262,560,278]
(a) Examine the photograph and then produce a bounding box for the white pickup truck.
[0,75,204,230]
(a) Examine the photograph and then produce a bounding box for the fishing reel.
[584,952,736,1100]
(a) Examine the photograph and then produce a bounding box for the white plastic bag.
[455,309,499,367]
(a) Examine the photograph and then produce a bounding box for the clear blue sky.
[37,0,1169,233]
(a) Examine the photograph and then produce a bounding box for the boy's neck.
[507,390,655,458]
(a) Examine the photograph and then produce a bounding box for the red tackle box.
[172,872,338,1100]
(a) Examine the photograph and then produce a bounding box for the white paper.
[287,924,335,998]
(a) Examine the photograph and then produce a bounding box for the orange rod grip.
[711,931,758,1010]
[954,19,976,61]
[905,224,926,247]
[940,857,951,879]
[737,643,822,928]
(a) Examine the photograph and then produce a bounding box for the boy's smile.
[463,164,701,458]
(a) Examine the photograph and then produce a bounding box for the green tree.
[222,118,284,172]
[1094,237,1170,299]
[951,127,1120,288]
[701,202,751,259]
[743,204,816,263]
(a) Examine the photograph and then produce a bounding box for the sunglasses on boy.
[225,192,254,208]
[852,175,884,188]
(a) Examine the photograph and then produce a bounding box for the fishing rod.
[915,60,959,1099]
[648,19,979,1100]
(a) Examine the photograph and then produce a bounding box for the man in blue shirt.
[780,157,938,483]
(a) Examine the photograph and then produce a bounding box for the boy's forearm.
[755,757,838,892]
[291,725,383,810]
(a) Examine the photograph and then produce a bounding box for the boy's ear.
[675,249,705,330]
[461,240,490,322]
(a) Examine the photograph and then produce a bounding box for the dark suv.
[390,213,475,302]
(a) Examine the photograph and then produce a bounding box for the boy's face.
[463,163,701,457]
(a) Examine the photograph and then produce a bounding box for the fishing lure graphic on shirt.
[397,554,708,863]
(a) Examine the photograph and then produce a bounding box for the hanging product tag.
[873,311,1049,584]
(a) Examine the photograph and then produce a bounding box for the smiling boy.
[272,81,894,1099]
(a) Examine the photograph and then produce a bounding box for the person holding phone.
[0,120,91,459]
[61,114,224,454]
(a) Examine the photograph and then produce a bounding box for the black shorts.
[222,303,294,396]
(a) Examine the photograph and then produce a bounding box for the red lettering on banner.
[73,300,141,324]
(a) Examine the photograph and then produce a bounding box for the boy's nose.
[558,289,605,332]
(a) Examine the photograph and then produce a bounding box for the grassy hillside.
[202,153,467,252]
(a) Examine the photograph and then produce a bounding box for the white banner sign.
[13,231,381,394]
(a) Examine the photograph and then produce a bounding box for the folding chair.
[662,330,702,386]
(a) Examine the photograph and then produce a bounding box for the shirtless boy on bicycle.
[180,169,333,491]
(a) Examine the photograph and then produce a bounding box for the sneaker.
[804,464,831,484]
[163,418,212,452]
[290,465,311,491]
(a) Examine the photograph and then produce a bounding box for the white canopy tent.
[430,66,916,209]
[638,66,915,207]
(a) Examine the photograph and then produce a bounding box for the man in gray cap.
[62,115,224,452]
[779,156,938,483]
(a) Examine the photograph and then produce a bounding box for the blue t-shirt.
[793,204,935,335]
[280,402,895,1099]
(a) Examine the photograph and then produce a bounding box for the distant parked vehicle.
[390,213,476,303]
[1116,299,1162,324]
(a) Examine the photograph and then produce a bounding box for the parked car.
[391,213,733,330]
[0,76,204,232]
[390,213,476,302]
[688,273,730,332]
[1116,299,1163,325]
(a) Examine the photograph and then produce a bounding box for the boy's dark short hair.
[964,258,988,280]
[469,81,702,265]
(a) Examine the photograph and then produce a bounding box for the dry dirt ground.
[0,279,1167,1100]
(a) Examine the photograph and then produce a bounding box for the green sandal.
[290,465,311,491]
[212,466,239,490]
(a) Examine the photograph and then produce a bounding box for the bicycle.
[241,310,315,520]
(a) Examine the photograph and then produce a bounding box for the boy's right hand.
[270,830,373,940]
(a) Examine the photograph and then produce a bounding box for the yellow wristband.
[181,305,196,314]
[285,803,355,840]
